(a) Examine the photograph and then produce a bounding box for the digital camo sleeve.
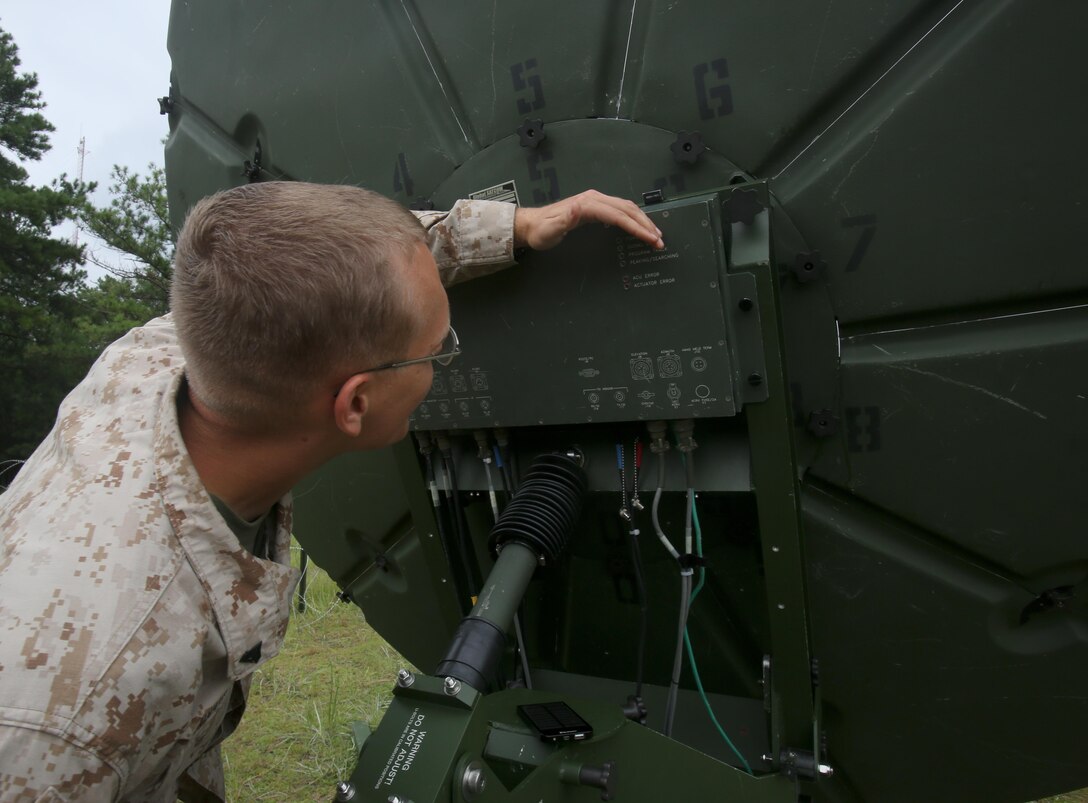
[413,199,518,287]
[0,727,119,802]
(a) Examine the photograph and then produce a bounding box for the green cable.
[685,489,754,775]
[683,629,752,774]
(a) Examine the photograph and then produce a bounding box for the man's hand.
[514,190,664,251]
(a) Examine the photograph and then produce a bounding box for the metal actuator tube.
[435,453,587,691]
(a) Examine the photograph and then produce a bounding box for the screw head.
[334,781,356,801]
[792,250,827,283]
[738,297,754,311]
[443,676,462,696]
[396,669,415,688]
[748,373,763,387]
[807,409,840,438]
[462,762,487,799]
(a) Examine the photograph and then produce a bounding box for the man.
[0,182,662,801]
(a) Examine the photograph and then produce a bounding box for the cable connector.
[415,431,434,456]
[677,553,709,570]
[622,695,647,725]
[473,430,491,461]
[647,420,670,454]
[671,419,698,453]
[434,430,453,456]
[494,427,510,448]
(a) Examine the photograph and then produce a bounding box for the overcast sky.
[3,3,172,257]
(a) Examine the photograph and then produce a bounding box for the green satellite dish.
[164,2,1088,801]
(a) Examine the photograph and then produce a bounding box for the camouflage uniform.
[416,200,516,285]
[0,200,516,801]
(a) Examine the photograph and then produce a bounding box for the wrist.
[513,207,536,250]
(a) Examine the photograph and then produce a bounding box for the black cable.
[627,520,649,699]
[508,445,521,489]
[425,449,473,615]
[500,444,516,493]
[441,447,484,595]
[492,445,513,502]
[617,440,649,701]
[495,428,517,493]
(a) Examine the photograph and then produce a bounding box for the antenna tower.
[71,137,88,247]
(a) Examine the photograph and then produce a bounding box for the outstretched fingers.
[568,190,663,249]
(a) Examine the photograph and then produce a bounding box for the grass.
[222,545,1088,802]
[221,546,411,802]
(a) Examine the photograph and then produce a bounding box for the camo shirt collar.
[154,370,299,681]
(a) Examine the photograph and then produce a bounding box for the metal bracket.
[242,140,263,182]
[726,272,770,408]
[763,748,833,780]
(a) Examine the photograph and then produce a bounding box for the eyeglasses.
[357,325,461,374]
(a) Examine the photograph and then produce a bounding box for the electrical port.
[630,358,654,381]
[658,354,682,378]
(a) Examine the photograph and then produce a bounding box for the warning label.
[469,180,521,206]
[375,708,428,789]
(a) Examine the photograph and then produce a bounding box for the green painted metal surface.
[164,2,1088,801]
[351,681,797,802]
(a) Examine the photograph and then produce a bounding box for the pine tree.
[80,163,173,317]
[0,25,90,473]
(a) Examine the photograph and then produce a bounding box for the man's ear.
[332,373,371,437]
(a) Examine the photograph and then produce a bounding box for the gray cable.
[684,476,694,554]
[483,460,500,521]
[666,449,698,736]
[651,453,680,561]
[664,570,693,737]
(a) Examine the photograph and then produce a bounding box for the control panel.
[411,189,766,430]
